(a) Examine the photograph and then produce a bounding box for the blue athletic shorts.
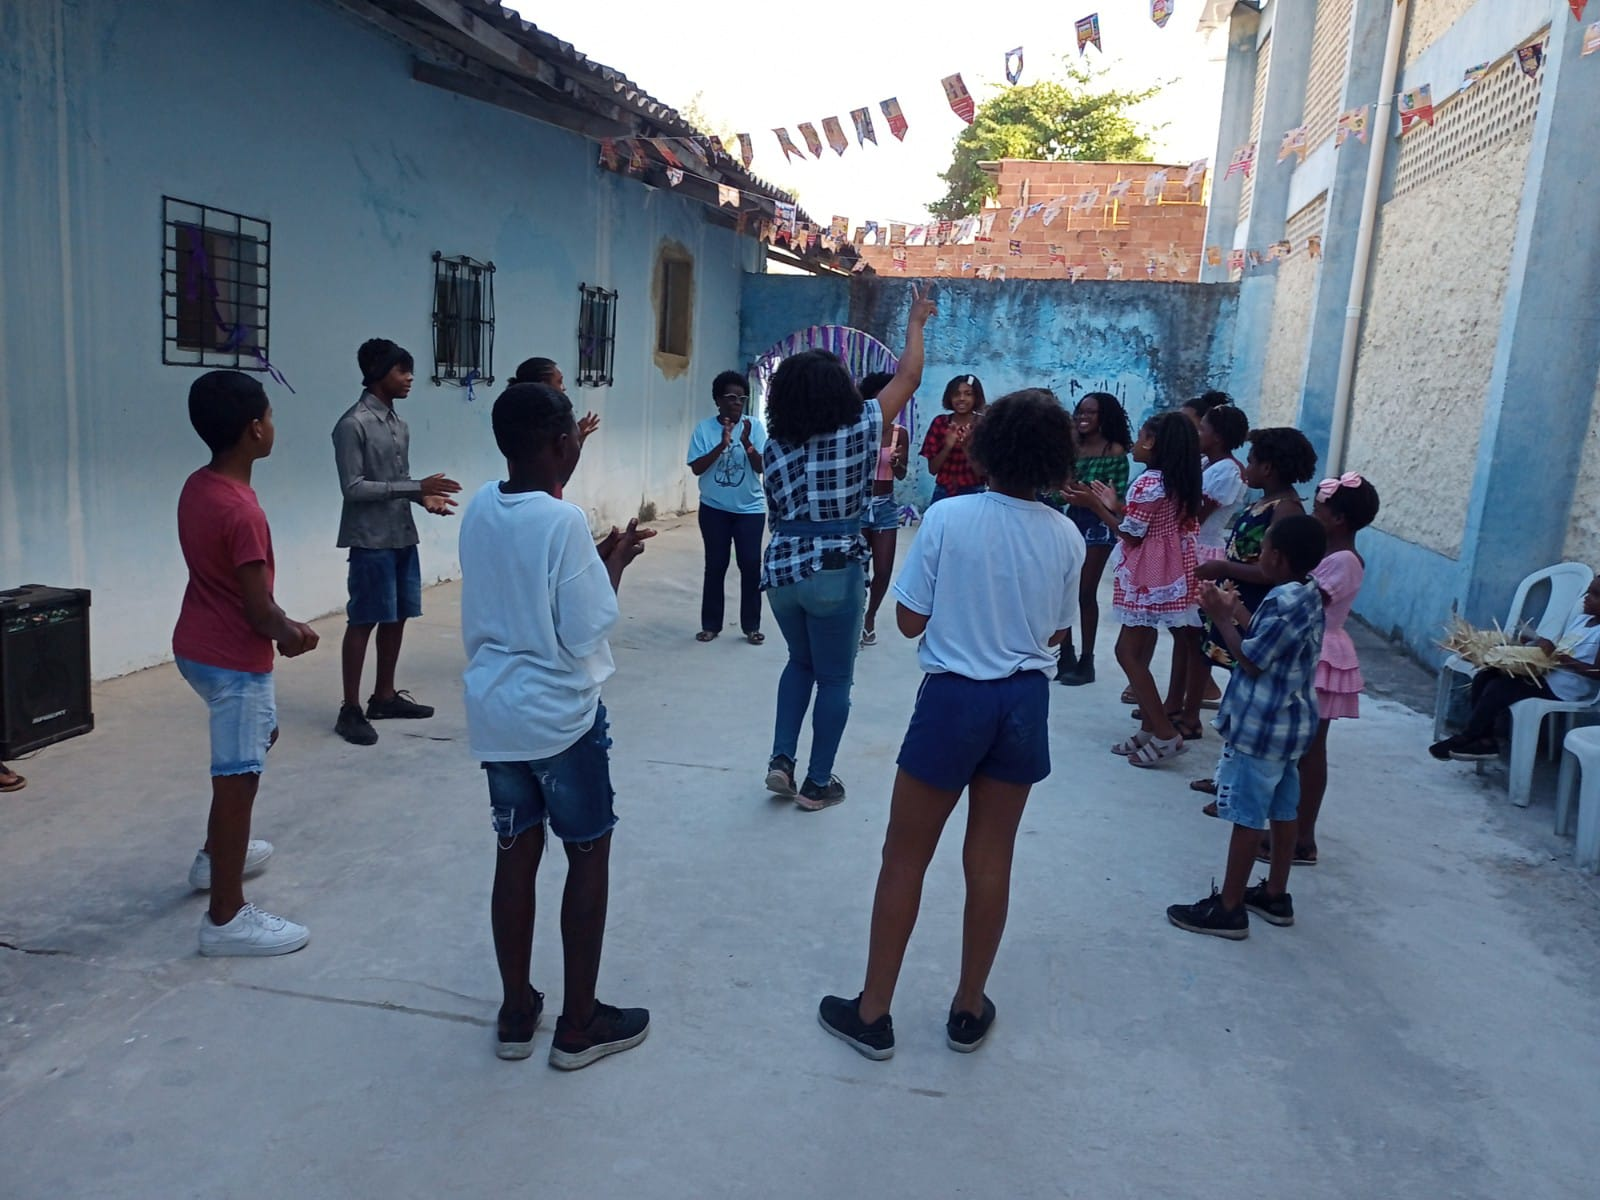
[1213,742,1300,831]
[176,657,278,777]
[482,704,617,844]
[347,546,423,626]
[897,670,1052,790]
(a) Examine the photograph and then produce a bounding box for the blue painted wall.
[738,275,851,366]
[0,0,762,676]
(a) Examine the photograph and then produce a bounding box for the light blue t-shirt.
[688,415,767,515]
[893,491,1085,679]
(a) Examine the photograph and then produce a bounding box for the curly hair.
[492,383,574,461]
[1076,391,1133,452]
[941,374,987,412]
[969,389,1077,494]
[764,350,864,444]
[858,371,895,400]
[712,369,749,399]
[1322,477,1381,532]
[1146,411,1204,519]
[1181,391,1229,419]
[1203,404,1250,453]
[189,370,268,454]
[1248,426,1319,486]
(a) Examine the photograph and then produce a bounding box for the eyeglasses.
[717,395,747,403]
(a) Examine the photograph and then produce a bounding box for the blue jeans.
[766,563,866,786]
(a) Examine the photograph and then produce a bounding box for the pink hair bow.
[1317,472,1363,502]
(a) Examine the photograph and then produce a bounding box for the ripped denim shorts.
[482,703,616,844]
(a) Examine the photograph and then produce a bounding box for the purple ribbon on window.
[180,224,295,393]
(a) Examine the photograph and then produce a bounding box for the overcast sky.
[506,1,1229,224]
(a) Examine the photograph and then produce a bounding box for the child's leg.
[1173,628,1208,727]
[341,623,376,708]
[1079,545,1112,659]
[863,530,896,631]
[698,505,733,633]
[206,772,260,925]
[559,832,612,1027]
[1161,629,1187,714]
[1115,627,1177,740]
[1462,671,1545,740]
[491,824,546,1020]
[860,769,964,1022]
[954,774,1031,1015]
[1220,823,1262,910]
[1294,720,1331,856]
[373,619,407,700]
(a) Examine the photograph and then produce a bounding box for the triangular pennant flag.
[627,141,648,174]
[850,107,877,146]
[1076,13,1102,55]
[830,216,849,241]
[1025,203,1044,217]
[1247,250,1263,269]
[1228,249,1246,273]
[706,135,726,156]
[718,184,740,208]
[650,139,683,169]
[889,223,907,244]
[852,258,869,274]
[1008,240,1023,257]
[1572,1,1589,20]
[1587,23,1600,54]
[1041,200,1065,227]
[1072,188,1100,213]
[863,220,880,243]
[977,211,997,241]
[1335,106,1369,147]
[1398,85,1434,134]
[1005,47,1024,84]
[737,133,754,168]
[1184,158,1209,189]
[1460,62,1492,92]
[942,74,976,124]
[822,116,849,156]
[1106,260,1124,280]
[1008,207,1026,233]
[935,257,950,271]
[1107,178,1133,201]
[1516,42,1544,78]
[598,138,620,170]
[1278,126,1309,163]
[774,128,805,162]
[1206,246,1223,267]
[1307,236,1323,260]
[909,225,928,246]
[797,122,824,158]
[1144,169,1169,201]
[880,97,908,140]
[665,167,684,187]
[775,200,797,238]
[1268,240,1291,261]
[1224,142,1257,180]
[1151,0,1175,27]
[1048,244,1066,265]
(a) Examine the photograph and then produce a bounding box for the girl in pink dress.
[1069,411,1202,766]
[1263,473,1381,865]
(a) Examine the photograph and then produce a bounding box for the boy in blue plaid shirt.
[1168,515,1327,939]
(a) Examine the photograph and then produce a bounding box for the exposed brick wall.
[854,159,1208,282]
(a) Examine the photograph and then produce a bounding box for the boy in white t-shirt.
[819,389,1085,1060]
[459,382,655,1068]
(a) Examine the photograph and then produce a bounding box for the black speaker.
[0,585,94,758]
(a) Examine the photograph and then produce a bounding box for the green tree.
[931,64,1159,218]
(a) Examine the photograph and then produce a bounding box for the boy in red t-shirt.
[174,372,320,956]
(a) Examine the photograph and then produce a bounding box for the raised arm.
[874,286,937,426]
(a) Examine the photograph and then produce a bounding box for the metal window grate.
[577,284,618,388]
[431,253,495,386]
[162,197,271,371]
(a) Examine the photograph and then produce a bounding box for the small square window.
[657,257,693,358]
[163,197,271,371]
[577,284,618,388]
[432,253,495,386]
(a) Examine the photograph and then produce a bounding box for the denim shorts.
[897,670,1052,790]
[1067,505,1116,548]
[928,482,985,507]
[1213,742,1301,831]
[347,545,423,626]
[176,657,278,777]
[864,494,900,532]
[482,704,617,844]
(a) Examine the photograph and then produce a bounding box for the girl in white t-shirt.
[818,389,1084,1061]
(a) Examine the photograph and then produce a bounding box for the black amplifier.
[0,585,94,758]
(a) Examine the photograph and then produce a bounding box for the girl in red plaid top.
[920,375,987,505]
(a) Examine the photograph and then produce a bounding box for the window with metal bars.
[431,253,495,386]
[162,197,271,371]
[577,284,618,387]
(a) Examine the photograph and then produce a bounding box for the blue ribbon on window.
[180,224,295,393]
[461,368,479,403]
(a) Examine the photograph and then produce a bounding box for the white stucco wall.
[1257,252,1317,428]
[1562,368,1600,569]
[1344,123,1534,559]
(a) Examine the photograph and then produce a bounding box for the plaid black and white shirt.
[761,398,884,590]
[1214,578,1326,761]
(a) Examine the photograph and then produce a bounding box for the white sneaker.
[198,903,309,957]
[188,841,274,891]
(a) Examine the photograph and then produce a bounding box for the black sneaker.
[335,703,379,746]
[366,690,435,720]
[495,987,545,1060]
[818,993,894,1060]
[946,995,997,1053]
[1057,654,1095,686]
[1429,735,1464,761]
[765,755,797,797]
[1449,736,1499,762]
[548,1001,650,1071]
[1166,887,1249,940]
[796,775,846,812]
[1242,879,1295,927]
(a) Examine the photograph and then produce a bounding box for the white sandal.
[1128,734,1186,768]
[1111,731,1153,757]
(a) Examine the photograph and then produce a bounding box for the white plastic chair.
[1432,562,1595,741]
[1554,726,1600,871]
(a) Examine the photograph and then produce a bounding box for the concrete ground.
[2,519,1598,1200]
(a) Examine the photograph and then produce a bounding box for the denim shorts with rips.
[482,704,617,845]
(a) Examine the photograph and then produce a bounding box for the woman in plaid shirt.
[761,288,938,811]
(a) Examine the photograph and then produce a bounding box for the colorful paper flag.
[850,107,877,146]
[821,116,849,156]
[1008,240,1023,256]
[1025,203,1044,218]
[736,133,754,169]
[1206,246,1223,267]
[1076,13,1102,55]
[806,230,820,250]
[1072,188,1100,213]
[1042,200,1064,227]
[1145,257,1159,279]
[1572,1,1589,20]
[936,219,954,244]
[1151,0,1175,27]
[1049,244,1066,265]
[1278,126,1309,163]
[599,138,620,169]
[889,223,907,244]
[797,122,824,158]
[1460,62,1492,92]
[1228,249,1246,273]
[1307,236,1323,260]
[909,225,928,246]
[852,259,869,274]
[627,141,648,174]
[1516,42,1544,78]
[1247,250,1263,268]
[977,265,994,280]
[1183,159,1208,189]
[1224,142,1257,180]
[1106,260,1124,280]
[775,128,804,162]
[775,200,797,235]
[1170,246,1192,275]
[1269,240,1291,261]
[880,97,908,140]
[1005,47,1024,84]
[977,211,997,241]
[665,167,684,187]
[1144,169,1169,202]
[1587,22,1600,54]
[650,139,683,169]
[1008,207,1026,233]
[1107,178,1133,202]
[1398,85,1434,134]
[718,184,740,208]
[1335,106,1369,147]
[942,74,976,124]
[829,216,849,241]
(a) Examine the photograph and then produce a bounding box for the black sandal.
[695,630,719,643]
